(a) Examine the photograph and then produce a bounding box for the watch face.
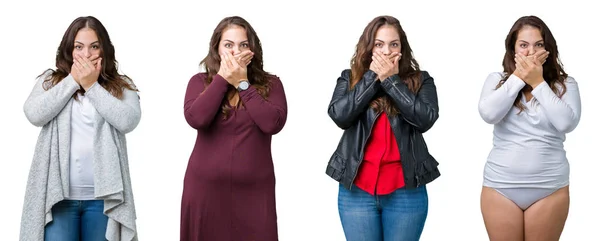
[240,81,249,90]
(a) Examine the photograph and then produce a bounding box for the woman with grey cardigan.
[20,16,140,241]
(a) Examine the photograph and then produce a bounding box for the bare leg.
[524,186,569,241]
[481,186,524,241]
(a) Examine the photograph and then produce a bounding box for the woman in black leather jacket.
[325,15,441,241]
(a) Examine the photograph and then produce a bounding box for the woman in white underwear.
[478,15,581,241]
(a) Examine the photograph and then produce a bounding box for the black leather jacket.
[325,69,441,190]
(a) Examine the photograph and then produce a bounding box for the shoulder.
[334,69,351,82]
[418,70,432,81]
[555,75,578,91]
[38,69,54,80]
[34,69,58,89]
[119,75,137,88]
[259,74,282,88]
[564,75,577,85]
[487,72,506,80]
[341,69,351,79]
[266,73,281,83]
[416,70,437,86]
[36,69,54,84]
[185,72,210,91]
[193,72,209,80]
[190,72,209,82]
[481,72,507,85]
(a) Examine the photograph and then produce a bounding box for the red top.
[354,112,405,195]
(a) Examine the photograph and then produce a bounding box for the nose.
[83,48,91,58]
[233,45,242,55]
[528,46,536,56]
[382,46,391,55]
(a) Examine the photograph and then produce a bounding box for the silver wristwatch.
[237,80,250,91]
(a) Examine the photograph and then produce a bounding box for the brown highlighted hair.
[200,16,271,118]
[350,15,422,116]
[497,15,567,113]
[41,16,137,99]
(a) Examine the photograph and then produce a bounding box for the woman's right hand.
[71,54,102,90]
[512,50,548,80]
[513,50,548,88]
[217,51,249,88]
[369,51,400,81]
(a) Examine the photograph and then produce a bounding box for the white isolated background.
[0,0,597,240]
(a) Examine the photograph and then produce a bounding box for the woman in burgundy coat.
[180,16,288,241]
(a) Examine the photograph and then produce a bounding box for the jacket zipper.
[388,117,417,188]
[412,136,420,187]
[349,111,381,189]
[390,79,419,187]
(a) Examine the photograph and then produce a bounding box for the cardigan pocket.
[326,152,347,181]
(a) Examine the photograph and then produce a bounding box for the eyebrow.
[222,39,249,43]
[517,40,544,44]
[375,39,400,42]
[75,41,99,45]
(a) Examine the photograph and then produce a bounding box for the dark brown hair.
[350,15,421,116]
[41,16,137,99]
[497,15,567,113]
[200,16,271,118]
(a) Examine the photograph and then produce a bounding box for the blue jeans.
[338,184,428,241]
[44,200,108,241]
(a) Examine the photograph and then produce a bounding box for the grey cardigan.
[20,72,141,241]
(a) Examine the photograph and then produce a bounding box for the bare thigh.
[481,186,524,241]
[524,186,570,241]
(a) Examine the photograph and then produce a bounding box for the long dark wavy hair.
[497,15,567,113]
[40,16,137,99]
[200,16,271,118]
[350,15,422,116]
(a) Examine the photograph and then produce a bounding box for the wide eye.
[392,43,399,47]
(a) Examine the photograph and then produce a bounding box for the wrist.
[530,78,544,89]
[380,73,395,81]
[233,78,244,88]
[236,79,250,91]
[512,72,524,82]
[83,82,95,91]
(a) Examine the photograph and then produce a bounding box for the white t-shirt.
[67,92,96,200]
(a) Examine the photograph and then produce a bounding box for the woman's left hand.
[515,51,547,88]
[72,54,101,91]
[370,51,400,81]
